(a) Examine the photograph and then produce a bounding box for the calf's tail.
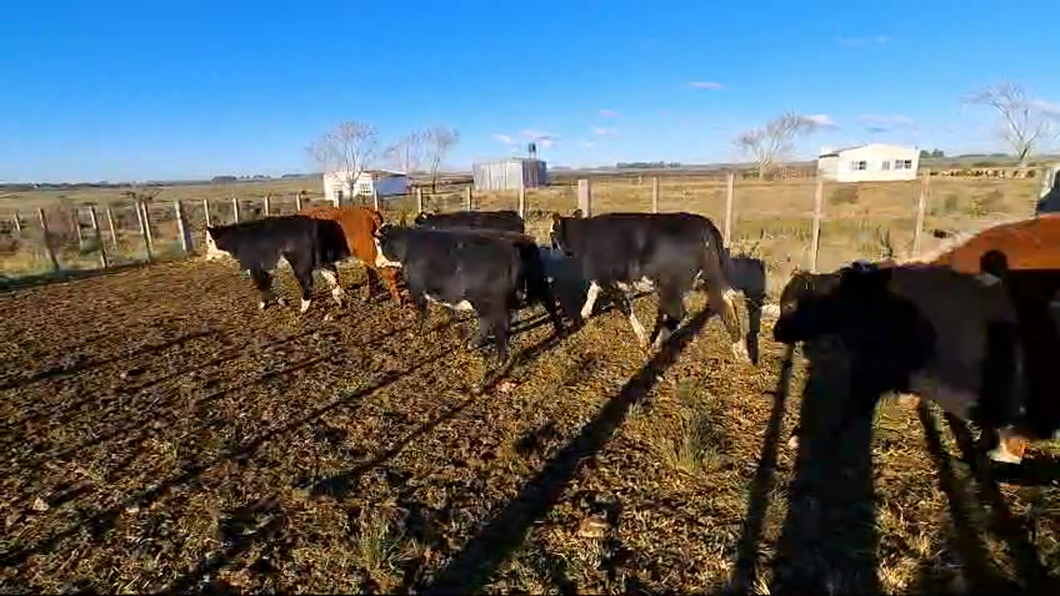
[699,221,750,363]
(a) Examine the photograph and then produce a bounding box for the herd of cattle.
[201,201,1060,471]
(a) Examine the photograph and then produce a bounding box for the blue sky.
[1,0,1058,182]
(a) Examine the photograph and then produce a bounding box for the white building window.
[850,160,867,171]
[894,159,913,170]
[882,160,891,170]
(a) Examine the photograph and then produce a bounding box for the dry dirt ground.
[1,260,1059,594]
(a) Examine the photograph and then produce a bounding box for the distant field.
[0,172,1043,298]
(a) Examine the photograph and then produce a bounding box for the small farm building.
[322,169,410,204]
[472,158,548,191]
[817,143,920,182]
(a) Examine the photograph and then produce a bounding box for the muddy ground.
[1,259,1058,594]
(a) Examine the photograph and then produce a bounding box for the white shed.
[322,169,410,205]
[817,143,920,182]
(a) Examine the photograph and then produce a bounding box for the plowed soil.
[1,259,1058,594]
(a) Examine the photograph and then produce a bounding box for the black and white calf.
[413,209,526,234]
[204,215,351,313]
[549,210,750,362]
[373,225,565,364]
[773,262,1031,464]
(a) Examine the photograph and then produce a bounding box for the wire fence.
[2,166,1056,298]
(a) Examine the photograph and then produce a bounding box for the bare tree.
[733,112,823,179]
[383,130,427,175]
[965,82,1060,169]
[424,126,460,192]
[307,121,379,204]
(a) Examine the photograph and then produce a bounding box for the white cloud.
[591,126,619,138]
[599,109,620,118]
[521,129,560,148]
[836,35,888,47]
[804,114,836,128]
[578,141,596,148]
[690,81,724,90]
[1031,99,1060,117]
[858,114,918,133]
[491,133,516,146]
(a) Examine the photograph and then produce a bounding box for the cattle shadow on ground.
[302,390,482,500]
[767,338,881,594]
[420,308,714,594]
[726,343,795,593]
[5,317,412,465]
[916,402,1026,593]
[164,497,290,594]
[0,352,446,572]
[0,261,152,294]
[0,329,219,394]
[935,410,1058,591]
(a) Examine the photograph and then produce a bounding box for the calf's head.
[372,224,407,269]
[772,263,890,345]
[203,226,233,261]
[412,211,432,226]
[548,209,582,255]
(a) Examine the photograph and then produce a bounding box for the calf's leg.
[285,252,316,314]
[702,271,749,363]
[649,282,687,351]
[579,280,603,321]
[363,266,381,301]
[250,268,281,310]
[319,263,347,306]
[611,287,650,348]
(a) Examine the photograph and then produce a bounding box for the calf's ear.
[570,208,583,218]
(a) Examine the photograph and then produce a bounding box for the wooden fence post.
[71,211,84,246]
[577,179,592,217]
[202,198,212,229]
[809,177,824,273]
[1041,162,1060,206]
[724,172,735,245]
[465,185,473,210]
[518,186,526,218]
[37,208,60,272]
[231,197,240,223]
[263,194,272,217]
[415,187,424,213]
[372,185,380,210]
[295,190,304,212]
[651,176,659,213]
[12,213,22,234]
[88,206,108,269]
[175,200,193,254]
[135,200,153,262]
[141,201,155,257]
[911,168,931,256]
[105,208,117,246]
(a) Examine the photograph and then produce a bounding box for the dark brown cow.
[910,214,1060,456]
[298,204,404,304]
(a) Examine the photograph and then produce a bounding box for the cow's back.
[568,212,714,275]
[401,228,522,291]
[885,266,1019,395]
[930,215,1060,272]
[418,210,524,233]
[299,204,385,265]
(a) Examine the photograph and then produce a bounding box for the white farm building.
[816,143,920,182]
[322,169,410,205]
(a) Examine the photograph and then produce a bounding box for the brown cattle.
[904,214,1060,461]
[298,204,404,304]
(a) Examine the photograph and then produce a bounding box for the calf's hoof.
[986,427,1029,465]
[731,341,752,364]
